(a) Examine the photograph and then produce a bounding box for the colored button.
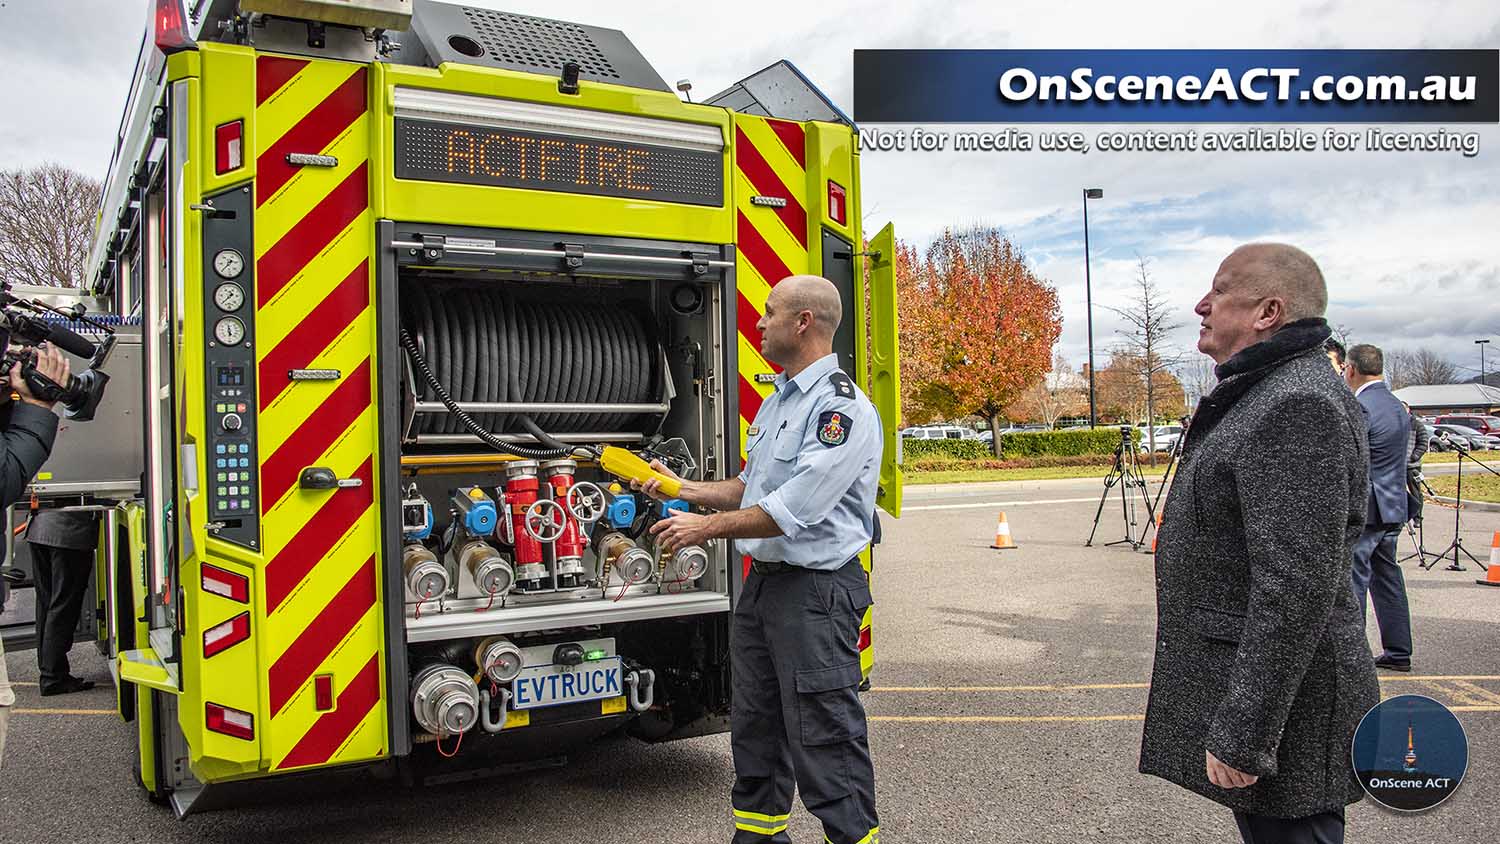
[240,499,251,509]
[238,458,249,468]
[216,445,226,455]
[239,444,249,454]
[229,486,239,496]
[215,403,224,413]
[216,473,226,482]
[217,486,227,496]
[237,403,246,412]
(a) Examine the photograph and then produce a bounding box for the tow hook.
[623,668,655,712]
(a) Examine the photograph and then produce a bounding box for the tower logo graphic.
[1352,694,1468,812]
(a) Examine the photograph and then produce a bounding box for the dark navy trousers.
[1351,524,1413,662]
[730,559,878,844]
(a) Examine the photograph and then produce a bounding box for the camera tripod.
[1086,427,1159,551]
[1423,449,1499,574]
[1398,471,1437,565]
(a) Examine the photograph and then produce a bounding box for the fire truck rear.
[87,0,902,814]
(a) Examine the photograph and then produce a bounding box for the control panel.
[201,184,260,549]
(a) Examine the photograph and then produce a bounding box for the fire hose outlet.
[411,664,480,736]
[403,544,449,602]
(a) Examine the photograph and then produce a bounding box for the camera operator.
[0,341,71,766]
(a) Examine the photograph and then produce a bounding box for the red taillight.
[827,180,847,226]
[203,612,251,658]
[154,0,196,54]
[857,626,871,652]
[205,702,254,740]
[214,121,244,175]
[314,674,335,711]
[202,564,249,603]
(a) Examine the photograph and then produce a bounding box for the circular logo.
[1352,694,1468,812]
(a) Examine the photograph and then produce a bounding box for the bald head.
[770,275,843,337]
[1196,243,1328,364]
[1224,243,1327,322]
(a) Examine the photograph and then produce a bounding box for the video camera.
[0,282,115,421]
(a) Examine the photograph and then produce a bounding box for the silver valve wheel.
[523,499,567,542]
[566,482,607,523]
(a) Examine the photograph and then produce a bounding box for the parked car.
[1435,415,1500,437]
[1433,423,1491,451]
[901,425,979,440]
[1137,425,1184,453]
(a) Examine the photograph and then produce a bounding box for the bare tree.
[1105,255,1185,456]
[1408,347,1458,386]
[0,163,103,288]
[1383,347,1457,389]
[1012,352,1086,428]
[1177,354,1218,412]
[1330,322,1353,351]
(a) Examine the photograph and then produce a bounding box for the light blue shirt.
[737,354,882,569]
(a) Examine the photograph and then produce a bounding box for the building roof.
[1392,383,1500,409]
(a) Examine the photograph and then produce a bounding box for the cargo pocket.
[795,660,865,746]
[844,583,874,617]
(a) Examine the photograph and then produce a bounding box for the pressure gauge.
[213,248,245,279]
[214,317,246,346]
[213,282,245,312]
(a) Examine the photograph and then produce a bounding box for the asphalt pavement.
[3,476,1497,842]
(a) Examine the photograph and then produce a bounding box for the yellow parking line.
[873,683,1148,693]
[872,675,1500,694]
[9,708,114,715]
[872,714,1145,724]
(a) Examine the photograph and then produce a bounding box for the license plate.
[510,657,623,710]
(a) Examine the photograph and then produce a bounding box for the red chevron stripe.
[268,555,377,715]
[735,126,807,249]
[739,374,765,432]
[736,290,765,353]
[736,210,795,288]
[260,358,373,509]
[258,260,370,411]
[265,458,375,613]
[277,652,381,770]
[765,118,806,169]
[257,161,369,308]
[256,56,311,106]
[257,68,367,207]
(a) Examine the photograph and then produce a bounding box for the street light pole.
[1083,188,1103,428]
[1479,339,1491,387]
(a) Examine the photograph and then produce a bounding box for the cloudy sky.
[2,0,1497,381]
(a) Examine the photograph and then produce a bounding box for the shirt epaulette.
[828,370,855,400]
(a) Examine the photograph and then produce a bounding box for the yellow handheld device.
[599,446,683,497]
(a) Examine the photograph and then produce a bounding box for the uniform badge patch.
[817,411,850,447]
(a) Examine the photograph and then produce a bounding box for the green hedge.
[903,438,991,461]
[1000,428,1139,457]
[902,429,1139,461]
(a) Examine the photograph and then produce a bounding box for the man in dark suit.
[28,509,101,695]
[1142,244,1378,844]
[1345,344,1414,671]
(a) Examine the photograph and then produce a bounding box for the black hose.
[400,327,573,460]
[402,285,659,437]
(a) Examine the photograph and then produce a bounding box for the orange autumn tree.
[900,226,1061,453]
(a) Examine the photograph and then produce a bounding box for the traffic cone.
[1150,512,1163,553]
[990,511,1017,550]
[1478,531,1500,587]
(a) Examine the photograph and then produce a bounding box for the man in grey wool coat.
[1139,244,1379,844]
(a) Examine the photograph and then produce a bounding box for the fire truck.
[85,0,902,814]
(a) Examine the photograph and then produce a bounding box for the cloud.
[0,0,1493,378]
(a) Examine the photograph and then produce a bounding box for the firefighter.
[642,275,881,844]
